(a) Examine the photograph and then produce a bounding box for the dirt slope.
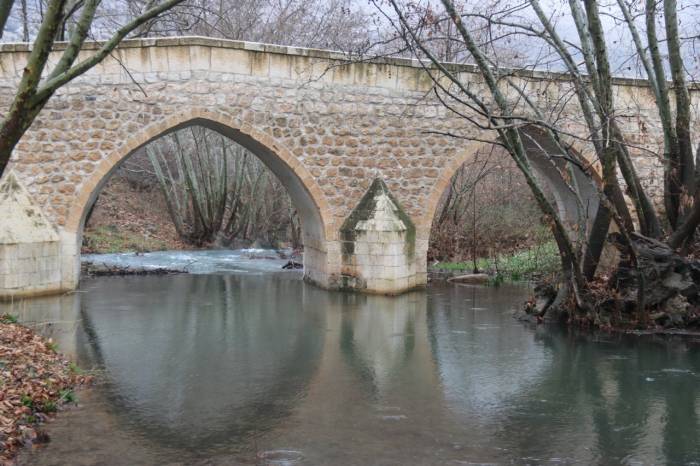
[82,175,188,254]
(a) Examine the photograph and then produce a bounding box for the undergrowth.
[82,225,171,254]
[433,241,560,283]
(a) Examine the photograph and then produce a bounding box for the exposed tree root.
[520,234,700,331]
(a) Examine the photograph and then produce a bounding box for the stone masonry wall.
[0,37,695,295]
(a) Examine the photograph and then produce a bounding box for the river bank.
[430,241,560,283]
[81,177,187,255]
[429,242,700,334]
[0,316,91,465]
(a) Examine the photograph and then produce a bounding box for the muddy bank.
[0,316,91,465]
[81,262,185,277]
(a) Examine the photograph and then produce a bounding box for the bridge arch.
[417,140,485,243]
[418,130,600,249]
[65,108,335,283]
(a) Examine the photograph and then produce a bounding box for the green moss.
[339,178,416,259]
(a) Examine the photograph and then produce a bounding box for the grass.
[82,225,170,254]
[433,241,560,283]
[0,314,18,324]
[41,401,58,413]
[45,341,59,352]
[58,389,76,404]
[68,362,83,375]
[20,394,34,408]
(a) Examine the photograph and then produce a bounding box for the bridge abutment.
[0,173,78,299]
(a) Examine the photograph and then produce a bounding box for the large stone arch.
[65,107,334,244]
[56,108,337,294]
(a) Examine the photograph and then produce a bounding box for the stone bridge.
[0,37,686,298]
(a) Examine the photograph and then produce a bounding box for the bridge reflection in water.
[4,272,699,465]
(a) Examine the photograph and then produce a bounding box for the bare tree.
[375,0,700,325]
[146,127,300,248]
[430,145,547,271]
[0,0,188,177]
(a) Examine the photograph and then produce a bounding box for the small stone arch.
[418,130,601,248]
[65,108,335,251]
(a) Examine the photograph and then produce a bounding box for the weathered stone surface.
[0,172,62,298]
[338,178,419,294]
[0,37,690,296]
[0,171,59,244]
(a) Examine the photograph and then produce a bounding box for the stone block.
[121,47,150,73]
[353,242,368,255]
[332,64,354,85]
[374,64,397,89]
[189,46,212,71]
[396,66,419,92]
[394,277,409,290]
[250,51,270,77]
[149,47,170,72]
[368,242,385,256]
[211,48,251,75]
[167,46,191,71]
[12,52,29,75]
[269,54,292,79]
[0,53,15,78]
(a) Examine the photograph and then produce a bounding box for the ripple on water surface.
[6,271,700,466]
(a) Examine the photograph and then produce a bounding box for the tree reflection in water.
[427,282,700,463]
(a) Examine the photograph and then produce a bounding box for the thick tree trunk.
[0,0,14,39]
[663,0,695,226]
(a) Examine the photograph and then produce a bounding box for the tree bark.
[663,0,695,224]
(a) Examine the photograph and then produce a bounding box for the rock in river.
[448,273,490,285]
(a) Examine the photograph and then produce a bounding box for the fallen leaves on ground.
[0,315,91,465]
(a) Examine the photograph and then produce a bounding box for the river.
[3,250,699,465]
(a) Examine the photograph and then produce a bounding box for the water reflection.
[493,330,700,464]
[5,273,698,465]
[77,274,326,451]
[428,284,551,416]
[337,292,424,398]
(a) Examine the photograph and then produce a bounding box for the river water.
[4,251,700,465]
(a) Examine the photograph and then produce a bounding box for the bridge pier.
[323,178,427,295]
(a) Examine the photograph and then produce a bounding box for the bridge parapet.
[0,36,437,93]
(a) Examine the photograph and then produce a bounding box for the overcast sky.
[3,0,699,78]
